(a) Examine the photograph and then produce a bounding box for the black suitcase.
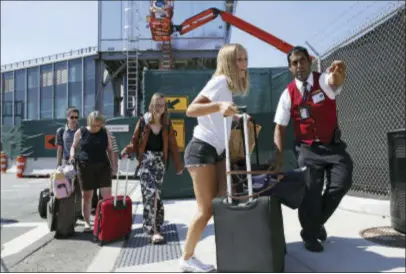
[38,188,50,219]
[213,109,286,272]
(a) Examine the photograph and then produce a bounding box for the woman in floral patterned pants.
[122,93,183,244]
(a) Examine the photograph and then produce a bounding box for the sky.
[1,0,404,68]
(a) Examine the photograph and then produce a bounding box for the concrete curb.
[339,195,390,217]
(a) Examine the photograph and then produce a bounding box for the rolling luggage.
[47,193,76,238]
[93,160,133,246]
[38,188,50,219]
[212,108,286,272]
[47,168,77,238]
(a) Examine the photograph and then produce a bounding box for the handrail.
[1,46,98,72]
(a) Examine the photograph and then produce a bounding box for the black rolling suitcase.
[38,188,50,219]
[212,108,286,273]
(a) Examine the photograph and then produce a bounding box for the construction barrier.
[16,156,26,178]
[1,152,7,173]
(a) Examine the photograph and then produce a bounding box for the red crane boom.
[171,7,314,58]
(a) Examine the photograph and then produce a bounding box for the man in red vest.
[274,46,353,252]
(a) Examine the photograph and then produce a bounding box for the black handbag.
[250,167,307,209]
[232,117,306,209]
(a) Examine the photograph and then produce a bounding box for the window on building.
[68,58,83,115]
[2,72,14,126]
[4,78,14,93]
[68,58,82,83]
[3,73,14,93]
[54,62,68,119]
[84,57,96,116]
[41,71,53,87]
[2,101,13,126]
[28,70,39,89]
[15,70,26,124]
[40,65,53,119]
[56,66,68,85]
[27,67,39,120]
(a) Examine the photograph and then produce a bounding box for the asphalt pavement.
[1,173,138,272]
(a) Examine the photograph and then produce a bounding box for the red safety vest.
[288,72,338,145]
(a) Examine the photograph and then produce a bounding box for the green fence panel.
[17,117,140,159]
[1,125,22,159]
[19,119,70,158]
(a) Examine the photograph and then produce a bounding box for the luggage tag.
[299,106,311,120]
[312,92,325,104]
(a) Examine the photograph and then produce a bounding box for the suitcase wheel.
[99,241,104,247]
[125,233,130,240]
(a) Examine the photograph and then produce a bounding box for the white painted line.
[1,222,44,228]
[1,223,49,258]
[86,181,141,273]
[26,178,49,184]
[12,185,30,189]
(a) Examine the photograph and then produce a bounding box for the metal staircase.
[160,40,173,70]
[124,1,141,116]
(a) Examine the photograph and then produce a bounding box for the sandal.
[83,222,93,233]
[151,233,165,244]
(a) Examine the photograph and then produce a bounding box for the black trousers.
[296,142,353,241]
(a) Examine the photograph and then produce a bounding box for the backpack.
[51,167,72,199]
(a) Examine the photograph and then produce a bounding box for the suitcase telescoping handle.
[224,106,254,204]
[113,156,132,207]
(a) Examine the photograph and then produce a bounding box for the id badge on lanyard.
[299,106,311,120]
[300,87,311,120]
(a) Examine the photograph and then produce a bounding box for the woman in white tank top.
[179,43,250,272]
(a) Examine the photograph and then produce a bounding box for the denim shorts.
[184,137,225,167]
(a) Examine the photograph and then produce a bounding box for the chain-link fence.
[312,4,405,198]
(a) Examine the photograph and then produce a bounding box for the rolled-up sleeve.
[320,72,343,99]
[274,88,291,126]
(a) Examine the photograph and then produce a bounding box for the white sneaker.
[179,256,215,273]
[83,222,92,232]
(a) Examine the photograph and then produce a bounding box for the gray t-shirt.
[56,125,78,161]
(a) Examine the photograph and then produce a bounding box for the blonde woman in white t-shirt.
[179,43,249,272]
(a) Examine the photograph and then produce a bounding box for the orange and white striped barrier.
[16,156,26,178]
[1,152,7,173]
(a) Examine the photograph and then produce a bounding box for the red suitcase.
[93,160,133,246]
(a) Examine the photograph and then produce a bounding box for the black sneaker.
[300,230,324,253]
[303,239,324,252]
[318,226,327,242]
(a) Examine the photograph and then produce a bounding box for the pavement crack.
[8,236,54,269]
[287,252,317,272]
[1,258,10,272]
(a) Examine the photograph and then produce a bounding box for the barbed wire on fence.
[321,1,405,59]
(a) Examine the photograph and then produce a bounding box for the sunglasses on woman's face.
[70,116,78,120]
[152,104,165,109]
